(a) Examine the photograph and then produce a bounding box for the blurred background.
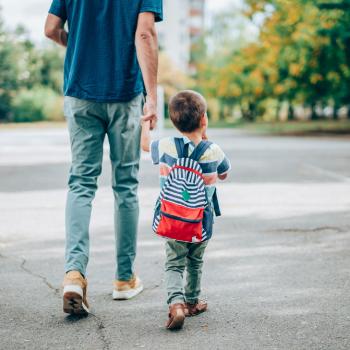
[1,3,350,348]
[1,0,349,134]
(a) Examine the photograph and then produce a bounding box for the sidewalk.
[1,128,350,349]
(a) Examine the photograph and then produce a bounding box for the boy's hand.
[218,173,228,180]
[141,118,151,127]
[140,118,151,152]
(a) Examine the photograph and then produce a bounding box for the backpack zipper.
[160,211,202,223]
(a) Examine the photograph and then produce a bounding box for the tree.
[199,0,350,121]
[318,0,350,118]
[39,47,64,94]
[0,8,64,122]
[0,9,20,120]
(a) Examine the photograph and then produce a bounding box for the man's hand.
[143,98,158,130]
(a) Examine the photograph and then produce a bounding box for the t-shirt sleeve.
[140,0,163,22]
[216,146,231,175]
[150,140,160,165]
[48,0,67,22]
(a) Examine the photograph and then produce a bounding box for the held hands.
[140,98,155,152]
[142,98,158,130]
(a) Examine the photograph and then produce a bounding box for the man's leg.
[65,97,106,276]
[106,94,142,283]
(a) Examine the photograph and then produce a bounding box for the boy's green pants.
[64,94,143,280]
[165,239,208,305]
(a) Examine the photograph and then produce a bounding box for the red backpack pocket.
[156,199,204,242]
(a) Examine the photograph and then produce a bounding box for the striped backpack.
[153,138,221,243]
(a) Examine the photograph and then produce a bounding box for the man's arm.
[135,12,158,129]
[45,14,68,47]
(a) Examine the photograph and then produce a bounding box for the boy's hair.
[169,90,207,133]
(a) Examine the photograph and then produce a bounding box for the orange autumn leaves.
[198,0,349,118]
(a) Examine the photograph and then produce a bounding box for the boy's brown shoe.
[166,303,185,330]
[184,300,208,317]
[63,271,89,316]
[113,274,143,300]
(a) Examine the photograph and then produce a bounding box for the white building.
[158,0,205,73]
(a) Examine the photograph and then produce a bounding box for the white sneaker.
[112,275,143,300]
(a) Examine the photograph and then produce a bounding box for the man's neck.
[182,130,203,146]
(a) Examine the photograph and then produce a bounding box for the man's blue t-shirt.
[49,0,163,102]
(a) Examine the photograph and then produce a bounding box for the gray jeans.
[165,239,208,305]
[64,93,143,280]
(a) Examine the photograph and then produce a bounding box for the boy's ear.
[201,113,208,127]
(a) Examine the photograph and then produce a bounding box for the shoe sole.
[63,285,89,316]
[186,308,208,317]
[167,314,185,330]
[112,284,144,300]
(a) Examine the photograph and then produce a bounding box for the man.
[45,0,163,315]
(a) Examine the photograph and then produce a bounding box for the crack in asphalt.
[0,252,61,296]
[20,258,61,295]
[270,226,346,234]
[89,313,110,350]
[0,252,112,350]
[20,258,111,349]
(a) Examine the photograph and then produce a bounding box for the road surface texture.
[1,126,349,350]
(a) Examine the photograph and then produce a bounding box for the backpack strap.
[212,188,221,217]
[189,140,213,162]
[174,137,189,158]
[179,139,220,216]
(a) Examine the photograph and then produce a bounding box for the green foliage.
[39,48,65,94]
[12,88,46,122]
[0,17,20,120]
[11,87,63,122]
[0,8,64,122]
[199,0,350,121]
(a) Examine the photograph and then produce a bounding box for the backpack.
[152,138,221,243]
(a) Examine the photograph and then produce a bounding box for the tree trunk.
[248,102,256,122]
[219,100,225,121]
[288,103,295,121]
[275,100,281,121]
[333,103,339,120]
[240,105,247,121]
[311,102,318,121]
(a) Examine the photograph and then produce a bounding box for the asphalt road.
[0,126,350,350]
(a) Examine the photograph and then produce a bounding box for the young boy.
[141,90,231,330]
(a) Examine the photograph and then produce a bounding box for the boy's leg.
[165,240,188,305]
[65,97,107,276]
[106,94,142,282]
[184,241,208,305]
